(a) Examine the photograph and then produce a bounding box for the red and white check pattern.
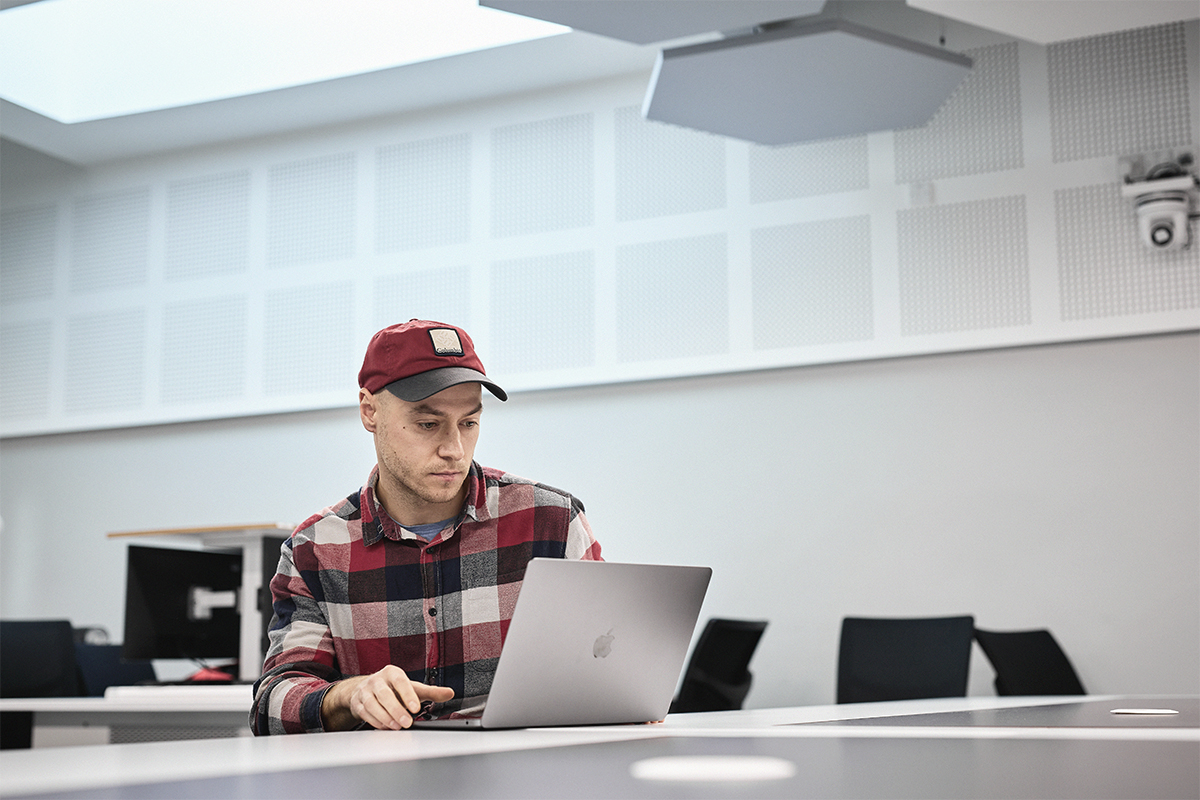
[251,463,601,735]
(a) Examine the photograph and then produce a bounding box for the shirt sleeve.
[568,509,603,562]
[249,531,341,735]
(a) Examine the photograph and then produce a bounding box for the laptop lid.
[418,558,711,729]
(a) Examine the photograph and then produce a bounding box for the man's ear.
[359,388,379,433]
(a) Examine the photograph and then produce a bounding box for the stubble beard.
[380,453,467,518]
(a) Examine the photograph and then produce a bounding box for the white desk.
[0,685,252,747]
[1,695,1195,799]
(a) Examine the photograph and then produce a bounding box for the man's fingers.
[355,690,393,730]
[418,683,456,703]
[354,677,411,730]
[347,671,457,730]
[390,683,423,717]
[381,682,420,727]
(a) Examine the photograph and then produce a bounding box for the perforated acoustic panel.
[749,136,870,203]
[165,171,250,282]
[1,21,1196,436]
[64,310,146,414]
[616,234,729,361]
[898,196,1032,335]
[895,42,1024,183]
[0,319,51,420]
[108,726,244,745]
[614,105,726,221]
[752,217,875,347]
[373,267,473,333]
[70,188,149,294]
[491,114,594,237]
[161,296,248,405]
[267,153,357,268]
[262,283,355,395]
[376,134,471,253]
[490,252,595,374]
[1048,23,1192,162]
[0,203,56,305]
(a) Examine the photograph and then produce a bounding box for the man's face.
[360,381,483,526]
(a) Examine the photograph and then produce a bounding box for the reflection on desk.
[0,696,1196,800]
[800,696,1199,730]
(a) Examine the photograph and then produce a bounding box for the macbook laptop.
[415,558,712,729]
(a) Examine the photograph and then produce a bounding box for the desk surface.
[2,696,1196,800]
[805,696,1199,729]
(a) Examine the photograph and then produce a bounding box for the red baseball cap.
[358,320,507,402]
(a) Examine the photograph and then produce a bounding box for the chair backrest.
[670,618,768,713]
[0,619,83,698]
[973,628,1085,696]
[837,615,974,704]
[73,643,157,697]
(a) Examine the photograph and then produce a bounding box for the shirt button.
[428,607,437,617]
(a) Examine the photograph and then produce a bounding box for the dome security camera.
[1134,192,1191,251]
[1120,172,1196,252]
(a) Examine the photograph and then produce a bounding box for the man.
[251,320,602,735]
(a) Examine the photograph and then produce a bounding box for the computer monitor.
[121,545,242,662]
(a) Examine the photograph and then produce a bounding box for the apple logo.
[593,629,615,658]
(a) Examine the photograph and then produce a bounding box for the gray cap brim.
[383,366,507,402]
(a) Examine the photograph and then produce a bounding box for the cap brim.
[383,367,507,402]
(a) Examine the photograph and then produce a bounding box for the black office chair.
[73,643,157,697]
[973,627,1085,696]
[836,615,975,704]
[1,619,84,749]
[670,618,768,713]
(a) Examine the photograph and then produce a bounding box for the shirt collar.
[459,462,489,523]
[361,463,486,546]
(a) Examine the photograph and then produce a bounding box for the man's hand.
[321,665,455,731]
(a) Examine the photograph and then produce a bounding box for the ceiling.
[0,0,1196,166]
[0,29,660,165]
[0,0,570,124]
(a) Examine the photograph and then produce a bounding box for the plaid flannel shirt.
[250,462,601,735]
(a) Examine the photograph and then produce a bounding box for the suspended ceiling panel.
[643,19,972,145]
[480,0,827,44]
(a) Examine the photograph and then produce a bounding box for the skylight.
[0,0,568,123]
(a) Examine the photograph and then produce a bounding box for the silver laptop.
[415,558,711,729]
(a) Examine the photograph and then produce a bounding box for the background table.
[0,684,252,747]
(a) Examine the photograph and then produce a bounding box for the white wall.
[3,23,1198,438]
[2,331,1196,704]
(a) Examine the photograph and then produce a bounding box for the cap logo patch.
[429,328,464,356]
